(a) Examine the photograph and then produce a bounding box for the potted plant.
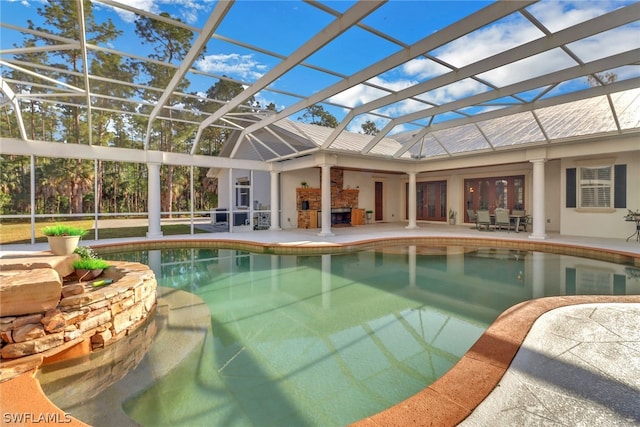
[42,224,88,256]
[448,209,457,225]
[365,210,373,222]
[624,209,640,220]
[300,181,308,188]
[73,258,111,281]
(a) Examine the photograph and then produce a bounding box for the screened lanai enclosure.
[1,0,639,242]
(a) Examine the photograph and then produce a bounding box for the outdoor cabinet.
[351,208,365,225]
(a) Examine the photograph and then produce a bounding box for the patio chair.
[512,210,528,232]
[467,209,478,229]
[476,210,493,231]
[494,208,511,232]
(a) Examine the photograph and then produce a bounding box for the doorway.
[415,181,447,221]
[375,182,383,221]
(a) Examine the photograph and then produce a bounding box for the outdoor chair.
[476,210,493,231]
[467,209,478,229]
[512,210,528,232]
[494,208,511,232]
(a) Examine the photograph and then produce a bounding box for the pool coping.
[1,237,639,426]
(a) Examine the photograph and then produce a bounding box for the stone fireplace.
[296,168,361,228]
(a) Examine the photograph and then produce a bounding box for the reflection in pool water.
[96,245,638,427]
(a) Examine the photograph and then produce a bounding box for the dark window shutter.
[566,168,576,208]
[614,164,626,208]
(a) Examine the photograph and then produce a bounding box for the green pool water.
[100,245,638,426]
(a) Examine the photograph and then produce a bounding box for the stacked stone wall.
[0,260,157,381]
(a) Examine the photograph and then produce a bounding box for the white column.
[406,171,418,229]
[228,168,234,233]
[270,170,281,230]
[146,162,163,238]
[529,159,548,240]
[319,164,334,236]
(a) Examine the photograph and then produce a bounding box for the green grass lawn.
[0,220,207,245]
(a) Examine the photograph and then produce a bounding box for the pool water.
[100,245,638,426]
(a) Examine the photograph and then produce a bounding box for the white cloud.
[106,0,158,23]
[196,53,266,81]
[328,76,416,108]
[434,20,542,69]
[567,25,640,62]
[477,49,577,87]
[413,79,487,106]
[105,0,211,24]
[526,1,606,33]
[328,83,388,109]
[402,57,450,80]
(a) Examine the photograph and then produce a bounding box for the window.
[566,164,626,209]
[579,166,611,208]
[235,177,250,208]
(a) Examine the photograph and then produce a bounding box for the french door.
[464,175,525,221]
[410,181,447,221]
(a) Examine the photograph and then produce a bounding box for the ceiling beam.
[392,76,640,161]
[143,1,234,149]
[190,0,387,154]
[76,0,93,145]
[327,3,640,151]
[0,78,27,139]
[238,1,537,140]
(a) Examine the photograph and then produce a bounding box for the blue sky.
[1,0,638,135]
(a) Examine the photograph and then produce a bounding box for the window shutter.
[566,168,576,208]
[614,164,626,208]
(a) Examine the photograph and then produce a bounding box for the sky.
[1,0,638,135]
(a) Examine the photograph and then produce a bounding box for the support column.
[146,162,163,238]
[319,164,334,237]
[270,170,281,230]
[406,171,418,229]
[529,158,548,240]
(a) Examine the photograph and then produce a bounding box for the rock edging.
[0,259,157,382]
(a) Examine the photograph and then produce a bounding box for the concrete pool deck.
[1,221,639,426]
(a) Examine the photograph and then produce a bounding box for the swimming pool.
[46,244,640,426]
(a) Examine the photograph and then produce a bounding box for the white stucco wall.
[342,171,403,222]
[561,151,640,239]
[219,145,639,239]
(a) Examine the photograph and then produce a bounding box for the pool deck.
[1,222,639,426]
